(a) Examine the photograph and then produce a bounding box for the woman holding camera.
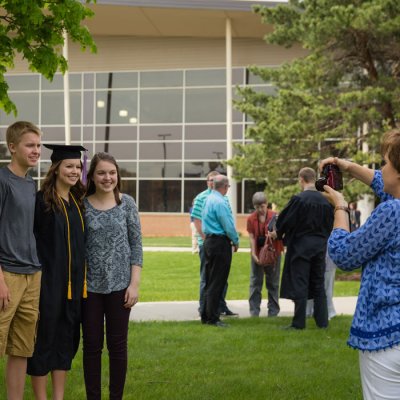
[247,192,283,317]
[322,128,400,399]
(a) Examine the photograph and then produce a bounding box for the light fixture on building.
[97,100,105,108]
[119,109,128,117]
[129,117,137,124]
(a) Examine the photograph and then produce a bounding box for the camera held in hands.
[315,164,343,192]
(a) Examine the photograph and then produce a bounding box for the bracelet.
[334,205,350,214]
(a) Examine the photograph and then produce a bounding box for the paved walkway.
[135,246,357,322]
[129,297,357,322]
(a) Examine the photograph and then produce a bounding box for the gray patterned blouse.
[84,194,143,294]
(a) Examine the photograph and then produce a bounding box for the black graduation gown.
[27,191,85,376]
[276,190,334,300]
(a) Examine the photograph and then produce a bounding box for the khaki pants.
[0,271,41,357]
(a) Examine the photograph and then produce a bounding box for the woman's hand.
[319,157,351,173]
[252,252,260,264]
[322,185,348,208]
[124,285,139,308]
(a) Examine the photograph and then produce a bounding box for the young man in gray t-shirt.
[0,121,41,400]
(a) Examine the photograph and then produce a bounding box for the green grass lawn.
[0,317,362,400]
[143,236,251,248]
[141,252,360,302]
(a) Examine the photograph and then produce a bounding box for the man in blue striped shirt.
[201,175,239,327]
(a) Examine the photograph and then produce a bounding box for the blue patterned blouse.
[328,170,400,351]
[84,194,143,294]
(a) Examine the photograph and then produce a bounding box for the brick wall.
[141,213,249,238]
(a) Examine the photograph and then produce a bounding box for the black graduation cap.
[44,144,87,163]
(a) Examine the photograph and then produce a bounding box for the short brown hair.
[381,128,400,173]
[298,167,316,183]
[6,121,41,147]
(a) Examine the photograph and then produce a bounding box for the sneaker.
[220,309,238,317]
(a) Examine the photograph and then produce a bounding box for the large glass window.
[1,67,276,214]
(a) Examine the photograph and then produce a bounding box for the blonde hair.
[6,121,41,147]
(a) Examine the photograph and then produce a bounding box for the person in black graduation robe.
[27,145,86,391]
[27,191,85,376]
[276,167,334,329]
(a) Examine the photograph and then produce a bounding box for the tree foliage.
[230,0,400,208]
[0,0,96,114]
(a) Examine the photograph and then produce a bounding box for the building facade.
[0,0,306,235]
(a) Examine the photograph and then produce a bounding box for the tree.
[230,0,400,208]
[0,0,96,114]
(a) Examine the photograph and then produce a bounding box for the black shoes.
[220,309,238,317]
[209,321,229,328]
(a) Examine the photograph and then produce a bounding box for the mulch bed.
[336,272,361,281]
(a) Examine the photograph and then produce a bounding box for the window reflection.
[118,162,137,177]
[140,89,183,123]
[186,69,225,86]
[185,125,225,140]
[185,88,225,123]
[184,162,225,178]
[139,180,181,212]
[184,142,226,160]
[94,142,137,159]
[141,71,183,88]
[95,126,137,141]
[0,143,10,161]
[121,180,137,199]
[0,93,39,126]
[139,162,181,178]
[6,75,39,91]
[95,90,138,125]
[140,126,182,141]
[42,92,64,125]
[184,180,207,211]
[139,142,181,160]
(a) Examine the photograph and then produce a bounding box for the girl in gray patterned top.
[82,152,143,400]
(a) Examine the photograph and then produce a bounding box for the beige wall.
[11,36,307,74]
[141,213,249,238]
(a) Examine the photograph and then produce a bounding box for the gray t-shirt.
[0,167,41,273]
[84,194,143,294]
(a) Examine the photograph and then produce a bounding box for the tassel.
[82,150,88,185]
[82,261,88,298]
[83,280,87,298]
[68,281,72,300]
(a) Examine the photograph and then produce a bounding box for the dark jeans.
[82,289,131,400]
[201,236,232,324]
[199,245,229,314]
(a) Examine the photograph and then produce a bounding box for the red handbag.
[258,235,277,267]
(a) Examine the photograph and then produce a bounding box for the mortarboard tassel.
[82,150,88,185]
[83,262,88,298]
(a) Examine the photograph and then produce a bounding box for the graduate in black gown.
[276,167,334,330]
[27,144,87,400]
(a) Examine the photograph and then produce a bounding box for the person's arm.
[320,157,374,186]
[322,185,350,231]
[124,265,141,308]
[0,266,10,312]
[193,218,204,240]
[249,233,259,264]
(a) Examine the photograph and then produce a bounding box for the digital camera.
[315,164,343,192]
